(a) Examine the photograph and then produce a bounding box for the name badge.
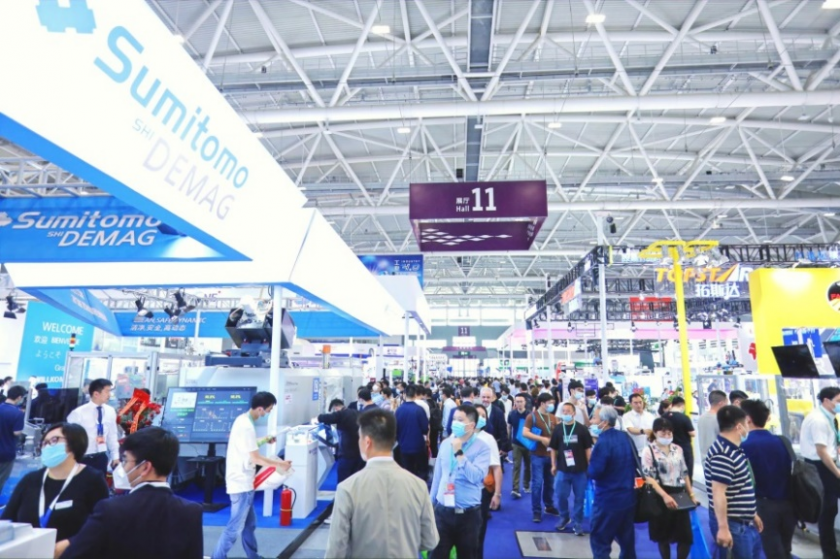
[54,501,73,511]
[568,435,578,444]
[444,483,456,507]
[564,450,576,468]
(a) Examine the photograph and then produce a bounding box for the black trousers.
[430,431,440,458]
[756,499,796,559]
[399,451,428,481]
[80,452,108,475]
[806,458,840,559]
[477,488,493,559]
[336,457,365,484]
[431,504,482,559]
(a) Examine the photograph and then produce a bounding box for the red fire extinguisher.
[280,486,295,527]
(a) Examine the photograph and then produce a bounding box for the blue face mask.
[477,417,487,430]
[590,426,601,436]
[561,414,574,423]
[41,444,69,469]
[835,403,840,415]
[546,404,555,413]
[575,392,585,400]
[740,426,749,443]
[451,420,468,438]
[373,393,384,404]
[588,398,597,406]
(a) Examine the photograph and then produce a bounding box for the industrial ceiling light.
[397,126,411,134]
[547,122,562,129]
[652,177,663,184]
[174,34,186,44]
[371,24,391,34]
[164,306,181,325]
[585,13,606,24]
[824,0,840,8]
[134,298,153,319]
[825,212,837,217]
[174,289,196,313]
[709,116,727,124]
[780,175,795,182]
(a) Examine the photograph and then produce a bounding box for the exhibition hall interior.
[3,0,840,558]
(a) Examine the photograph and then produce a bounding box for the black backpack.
[429,400,443,432]
[779,435,823,523]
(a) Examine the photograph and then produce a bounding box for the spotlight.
[261,66,267,74]
[173,289,196,313]
[567,321,575,332]
[4,295,25,319]
[630,321,638,333]
[702,319,712,330]
[673,317,679,330]
[710,45,718,55]
[539,312,548,321]
[134,297,153,319]
[533,320,540,329]
[609,222,617,235]
[734,317,742,329]
[164,306,181,325]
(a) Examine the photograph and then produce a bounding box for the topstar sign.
[655,264,753,299]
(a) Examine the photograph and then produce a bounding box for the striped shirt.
[703,435,756,521]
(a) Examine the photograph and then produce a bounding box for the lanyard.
[39,464,80,528]
[562,423,574,445]
[449,434,477,475]
[536,410,553,434]
[819,406,840,444]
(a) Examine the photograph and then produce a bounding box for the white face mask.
[656,436,673,446]
[112,461,146,490]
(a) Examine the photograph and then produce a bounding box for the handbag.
[516,413,538,451]
[629,436,665,523]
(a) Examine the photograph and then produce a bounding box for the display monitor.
[161,387,256,444]
[771,344,820,378]
[822,341,840,378]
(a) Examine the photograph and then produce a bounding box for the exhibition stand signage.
[654,263,751,299]
[409,180,547,252]
[0,197,223,262]
[359,254,424,286]
[0,0,405,336]
[26,288,121,336]
[18,302,93,387]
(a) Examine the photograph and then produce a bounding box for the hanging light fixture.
[134,297,153,319]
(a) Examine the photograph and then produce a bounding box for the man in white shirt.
[67,378,120,474]
[698,390,728,459]
[475,404,502,559]
[440,387,457,437]
[800,386,840,559]
[212,392,292,559]
[623,393,654,454]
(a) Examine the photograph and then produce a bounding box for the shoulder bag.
[628,435,665,523]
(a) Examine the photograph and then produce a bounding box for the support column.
[528,330,536,380]
[264,286,284,517]
[402,314,410,383]
[671,247,694,414]
[547,319,555,379]
[377,335,384,383]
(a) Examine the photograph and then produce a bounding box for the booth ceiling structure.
[3,0,840,310]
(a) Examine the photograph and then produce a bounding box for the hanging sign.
[654,264,752,299]
[409,181,547,252]
[17,303,93,387]
[358,254,424,286]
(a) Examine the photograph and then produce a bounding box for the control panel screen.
[161,386,256,444]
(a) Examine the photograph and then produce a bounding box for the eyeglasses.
[41,436,66,448]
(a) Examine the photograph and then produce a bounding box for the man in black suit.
[56,427,202,559]
[317,398,365,484]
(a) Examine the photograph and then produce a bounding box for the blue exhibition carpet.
[177,464,338,530]
[485,463,715,559]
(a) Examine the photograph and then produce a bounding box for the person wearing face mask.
[664,396,696,484]
[317,399,364,487]
[2,423,107,546]
[523,393,560,523]
[798,386,840,559]
[587,406,637,559]
[474,404,502,559]
[212,392,292,559]
[585,389,598,420]
[67,378,120,475]
[0,377,13,402]
[325,408,439,559]
[0,385,25,494]
[357,388,377,412]
[548,402,593,536]
[55,427,203,559]
[703,405,763,559]
[566,380,589,427]
[430,405,492,559]
[507,395,531,499]
[641,418,698,559]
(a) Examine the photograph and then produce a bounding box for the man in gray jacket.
[326,408,439,559]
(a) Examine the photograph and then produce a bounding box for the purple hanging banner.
[409,181,547,252]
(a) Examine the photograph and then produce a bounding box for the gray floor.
[202,525,304,559]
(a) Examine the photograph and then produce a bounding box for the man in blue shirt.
[395,385,430,480]
[587,406,637,559]
[0,386,24,496]
[740,399,794,559]
[430,405,491,559]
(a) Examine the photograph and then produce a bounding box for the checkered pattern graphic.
[419,228,513,246]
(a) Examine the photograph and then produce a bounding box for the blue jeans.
[530,455,553,514]
[590,502,636,559]
[554,470,587,529]
[212,491,259,559]
[709,514,763,559]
